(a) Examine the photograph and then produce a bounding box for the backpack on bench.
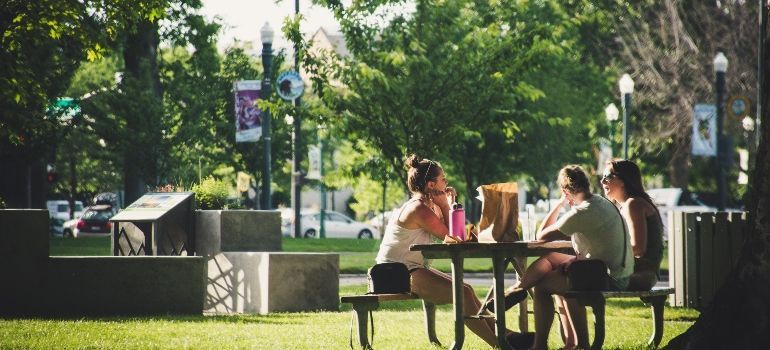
[367,262,411,294]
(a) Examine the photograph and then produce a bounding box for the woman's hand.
[444,186,457,203]
[432,189,451,209]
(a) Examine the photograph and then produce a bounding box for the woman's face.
[427,169,448,192]
[601,165,624,200]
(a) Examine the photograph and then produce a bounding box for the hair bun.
[405,154,421,169]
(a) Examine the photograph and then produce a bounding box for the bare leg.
[555,296,577,349]
[411,268,500,347]
[531,268,570,350]
[512,252,573,291]
[563,297,589,349]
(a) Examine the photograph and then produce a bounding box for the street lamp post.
[260,22,274,210]
[605,103,619,155]
[318,125,326,238]
[618,74,635,160]
[714,52,728,211]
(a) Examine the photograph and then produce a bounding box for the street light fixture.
[605,103,619,155]
[260,22,274,210]
[618,73,635,160]
[714,52,728,211]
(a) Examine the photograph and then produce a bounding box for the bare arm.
[624,198,648,258]
[536,196,570,241]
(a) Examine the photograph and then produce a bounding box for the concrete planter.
[195,210,281,256]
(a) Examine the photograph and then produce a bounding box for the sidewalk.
[341,272,670,288]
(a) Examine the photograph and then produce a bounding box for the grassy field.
[49,236,669,274]
[0,283,697,349]
[26,236,695,349]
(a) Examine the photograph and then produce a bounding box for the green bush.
[192,177,231,210]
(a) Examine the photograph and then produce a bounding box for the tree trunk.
[121,19,162,204]
[669,132,690,189]
[665,5,770,348]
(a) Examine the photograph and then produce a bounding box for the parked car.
[282,209,380,239]
[62,204,116,238]
[47,200,84,235]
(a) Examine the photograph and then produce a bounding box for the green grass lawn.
[35,236,695,349]
[0,283,697,349]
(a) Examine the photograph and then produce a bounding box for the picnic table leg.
[351,301,378,350]
[512,257,529,333]
[492,252,512,350]
[450,251,465,350]
[586,294,606,350]
[422,300,441,346]
[641,295,666,349]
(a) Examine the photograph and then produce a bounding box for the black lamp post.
[605,103,619,156]
[318,124,326,239]
[618,73,635,160]
[714,52,728,211]
[260,22,274,210]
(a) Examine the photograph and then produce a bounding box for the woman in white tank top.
[375,155,522,348]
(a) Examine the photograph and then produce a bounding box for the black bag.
[367,263,411,294]
[567,259,609,291]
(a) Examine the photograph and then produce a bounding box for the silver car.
[282,209,380,239]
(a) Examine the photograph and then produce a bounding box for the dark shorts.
[609,275,630,291]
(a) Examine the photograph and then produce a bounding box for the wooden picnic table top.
[410,240,575,259]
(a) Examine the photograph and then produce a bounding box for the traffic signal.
[46,164,58,184]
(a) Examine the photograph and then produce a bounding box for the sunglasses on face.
[601,172,619,183]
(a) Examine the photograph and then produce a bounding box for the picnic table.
[410,240,574,350]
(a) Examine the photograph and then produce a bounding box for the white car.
[46,200,84,235]
[282,209,380,239]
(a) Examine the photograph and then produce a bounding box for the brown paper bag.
[476,182,520,242]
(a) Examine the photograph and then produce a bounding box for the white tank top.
[375,201,434,270]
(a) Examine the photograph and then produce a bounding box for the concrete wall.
[0,209,49,316]
[206,252,339,314]
[47,256,205,316]
[195,210,281,255]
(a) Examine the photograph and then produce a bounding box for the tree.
[664,3,769,348]
[309,0,610,219]
[602,0,758,202]
[0,0,170,208]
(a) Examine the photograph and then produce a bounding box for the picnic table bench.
[562,286,675,350]
[340,293,440,350]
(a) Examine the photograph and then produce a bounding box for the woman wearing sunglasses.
[600,159,664,291]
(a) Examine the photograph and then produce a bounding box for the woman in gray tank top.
[601,159,664,291]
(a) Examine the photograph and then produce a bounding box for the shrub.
[192,177,231,210]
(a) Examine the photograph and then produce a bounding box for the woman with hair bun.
[376,154,522,347]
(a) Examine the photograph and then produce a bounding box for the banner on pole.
[234,80,262,143]
[306,145,321,180]
[692,104,717,157]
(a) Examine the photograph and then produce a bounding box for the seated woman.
[601,159,664,290]
[555,159,665,348]
[485,165,633,350]
[376,155,523,348]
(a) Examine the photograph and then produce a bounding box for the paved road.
[341,272,670,288]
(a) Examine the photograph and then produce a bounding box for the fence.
[668,211,748,309]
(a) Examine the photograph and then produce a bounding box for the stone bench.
[206,252,339,314]
[340,293,440,350]
[562,287,675,350]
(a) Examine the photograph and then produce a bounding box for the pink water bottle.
[449,202,465,240]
